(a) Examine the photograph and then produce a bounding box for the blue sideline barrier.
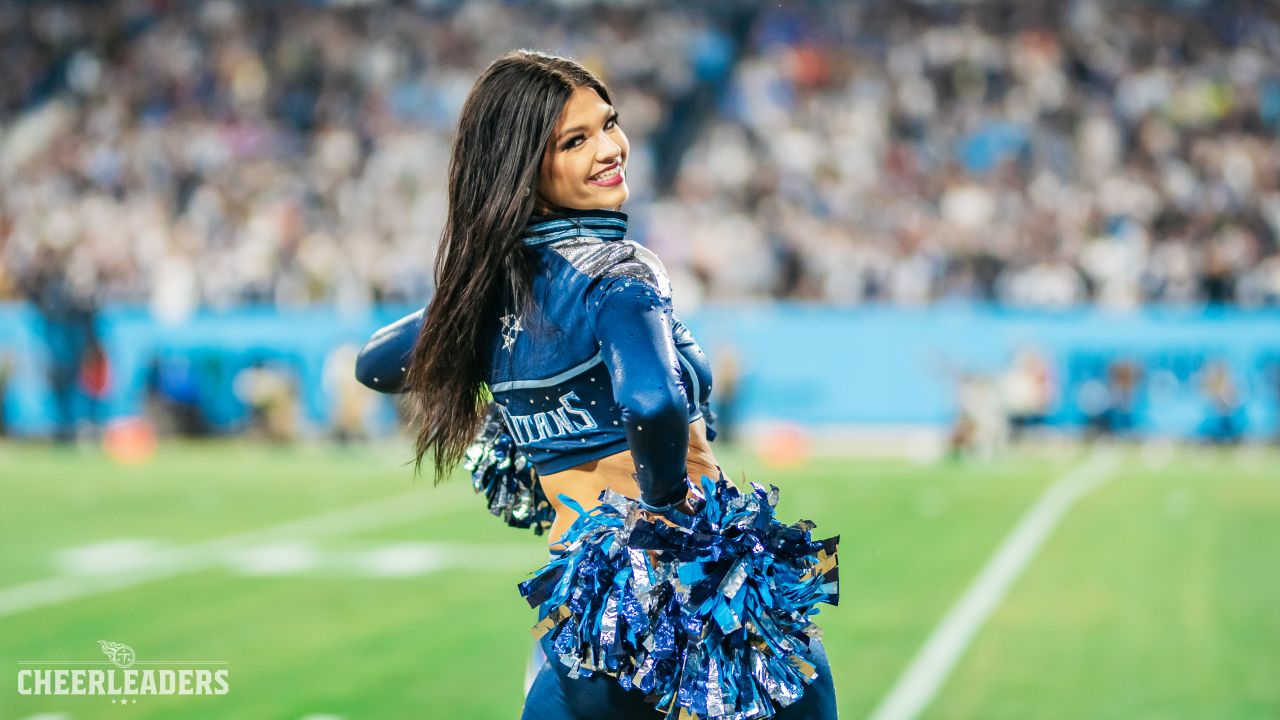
[1,303,1277,438]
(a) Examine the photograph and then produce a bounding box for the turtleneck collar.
[522,208,628,247]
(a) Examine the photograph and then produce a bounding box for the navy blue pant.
[521,637,838,719]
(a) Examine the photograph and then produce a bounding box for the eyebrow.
[556,108,618,141]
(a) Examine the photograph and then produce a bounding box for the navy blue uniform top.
[355,208,713,508]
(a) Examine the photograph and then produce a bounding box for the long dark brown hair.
[405,50,612,480]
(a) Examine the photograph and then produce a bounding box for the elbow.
[354,309,423,394]
[621,386,689,430]
[354,340,408,393]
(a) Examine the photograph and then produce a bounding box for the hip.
[539,416,720,549]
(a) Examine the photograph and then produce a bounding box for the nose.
[596,133,622,165]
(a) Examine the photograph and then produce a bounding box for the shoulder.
[605,241,671,297]
[549,237,671,300]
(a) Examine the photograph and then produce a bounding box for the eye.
[605,113,620,130]
[561,135,584,150]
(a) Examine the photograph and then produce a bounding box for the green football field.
[1,440,1277,719]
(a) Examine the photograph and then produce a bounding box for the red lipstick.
[589,163,624,187]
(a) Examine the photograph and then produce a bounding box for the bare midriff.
[541,417,721,551]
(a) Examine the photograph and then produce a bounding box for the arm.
[354,308,424,393]
[671,316,717,441]
[594,280,691,510]
[671,318,707,385]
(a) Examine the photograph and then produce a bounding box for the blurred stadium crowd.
[4,0,1280,316]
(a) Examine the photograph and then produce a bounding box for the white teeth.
[592,166,620,181]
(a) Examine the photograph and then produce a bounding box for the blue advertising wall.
[691,305,1279,437]
[1,303,1277,438]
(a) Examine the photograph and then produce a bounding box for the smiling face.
[535,85,630,213]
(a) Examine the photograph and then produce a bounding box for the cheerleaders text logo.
[17,640,229,703]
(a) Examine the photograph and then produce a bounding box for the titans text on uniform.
[499,391,598,445]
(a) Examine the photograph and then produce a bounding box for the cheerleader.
[357,50,839,719]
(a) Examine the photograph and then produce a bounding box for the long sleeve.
[354,308,424,393]
[671,315,717,441]
[592,279,690,508]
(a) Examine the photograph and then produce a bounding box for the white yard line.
[869,449,1122,720]
[0,488,453,618]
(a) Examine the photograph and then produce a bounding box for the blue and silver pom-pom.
[518,475,839,719]
[464,405,553,534]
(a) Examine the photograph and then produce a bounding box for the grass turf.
[0,440,1275,719]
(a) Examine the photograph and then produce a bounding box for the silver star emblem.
[500,314,522,350]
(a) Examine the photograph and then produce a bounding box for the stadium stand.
[2,0,1278,312]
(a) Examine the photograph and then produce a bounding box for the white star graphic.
[500,314,523,350]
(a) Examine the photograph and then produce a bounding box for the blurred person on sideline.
[1272,359,1280,445]
[1000,346,1056,441]
[18,246,99,443]
[78,335,112,434]
[0,353,11,436]
[949,372,1008,459]
[710,342,742,443]
[233,359,299,442]
[353,51,838,719]
[1077,360,1145,440]
[1200,361,1245,445]
[1103,360,1143,437]
[144,355,210,437]
[323,344,375,443]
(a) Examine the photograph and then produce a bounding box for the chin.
[590,185,628,208]
[560,185,629,211]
